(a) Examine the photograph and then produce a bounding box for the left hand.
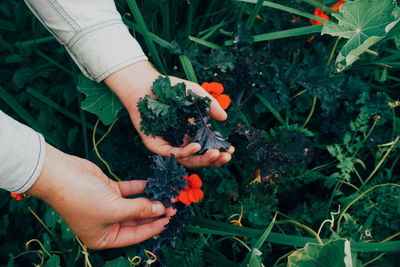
[28,143,174,249]
[104,61,235,168]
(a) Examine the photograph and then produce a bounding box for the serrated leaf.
[146,97,170,116]
[287,239,359,267]
[77,75,122,125]
[144,155,187,207]
[322,0,400,71]
[191,116,231,154]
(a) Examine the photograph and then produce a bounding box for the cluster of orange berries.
[309,0,345,25]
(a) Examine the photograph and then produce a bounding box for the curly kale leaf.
[144,154,187,207]
[159,204,193,248]
[137,77,199,146]
[138,76,231,152]
[191,97,231,154]
[239,125,313,184]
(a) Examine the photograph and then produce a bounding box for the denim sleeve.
[24,0,148,82]
[0,111,46,193]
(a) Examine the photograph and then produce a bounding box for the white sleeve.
[24,0,148,82]
[0,111,46,193]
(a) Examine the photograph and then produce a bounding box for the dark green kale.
[191,105,231,154]
[138,76,231,152]
[238,124,314,184]
[142,155,194,266]
[144,154,187,207]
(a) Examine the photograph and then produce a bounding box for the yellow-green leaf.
[322,0,400,72]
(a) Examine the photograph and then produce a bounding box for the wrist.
[104,60,161,114]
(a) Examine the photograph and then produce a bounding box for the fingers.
[120,207,176,227]
[177,147,234,168]
[109,216,171,248]
[117,180,147,197]
[164,142,201,158]
[113,197,166,222]
[189,85,227,121]
[169,76,227,121]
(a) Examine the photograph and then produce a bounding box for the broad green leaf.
[287,239,359,267]
[102,257,131,267]
[61,221,75,240]
[322,0,400,72]
[77,75,122,125]
[44,208,60,229]
[44,255,60,267]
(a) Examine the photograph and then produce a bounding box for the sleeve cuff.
[0,111,46,193]
[65,20,148,82]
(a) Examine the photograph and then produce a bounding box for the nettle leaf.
[287,239,359,267]
[322,0,400,72]
[77,75,122,125]
[144,155,187,207]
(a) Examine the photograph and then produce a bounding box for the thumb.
[191,85,227,121]
[113,197,166,222]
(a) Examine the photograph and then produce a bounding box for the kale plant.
[137,76,231,153]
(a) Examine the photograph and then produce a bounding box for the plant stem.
[303,96,317,127]
[92,119,121,181]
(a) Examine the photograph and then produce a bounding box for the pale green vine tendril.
[327,37,340,67]
[216,236,251,251]
[317,205,341,236]
[338,179,359,191]
[96,118,119,146]
[360,232,400,267]
[25,239,51,258]
[336,183,400,232]
[143,249,158,264]
[76,236,93,267]
[28,207,56,239]
[303,96,317,127]
[92,119,121,181]
[128,256,142,265]
[351,117,379,159]
[276,220,323,245]
[362,136,399,186]
[361,253,385,267]
[272,250,294,267]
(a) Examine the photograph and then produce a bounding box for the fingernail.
[152,203,165,214]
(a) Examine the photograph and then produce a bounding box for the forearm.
[24,0,147,82]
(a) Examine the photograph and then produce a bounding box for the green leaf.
[242,214,276,267]
[102,257,131,267]
[287,239,358,267]
[322,0,400,72]
[44,208,60,229]
[44,255,60,267]
[77,75,122,125]
[61,221,75,240]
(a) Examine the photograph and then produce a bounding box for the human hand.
[104,61,234,168]
[27,143,173,249]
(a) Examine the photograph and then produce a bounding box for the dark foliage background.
[1,0,400,266]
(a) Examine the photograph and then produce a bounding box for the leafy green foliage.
[322,0,400,71]
[164,237,206,267]
[1,0,400,266]
[288,239,359,267]
[138,76,231,151]
[77,75,123,125]
[144,154,187,207]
